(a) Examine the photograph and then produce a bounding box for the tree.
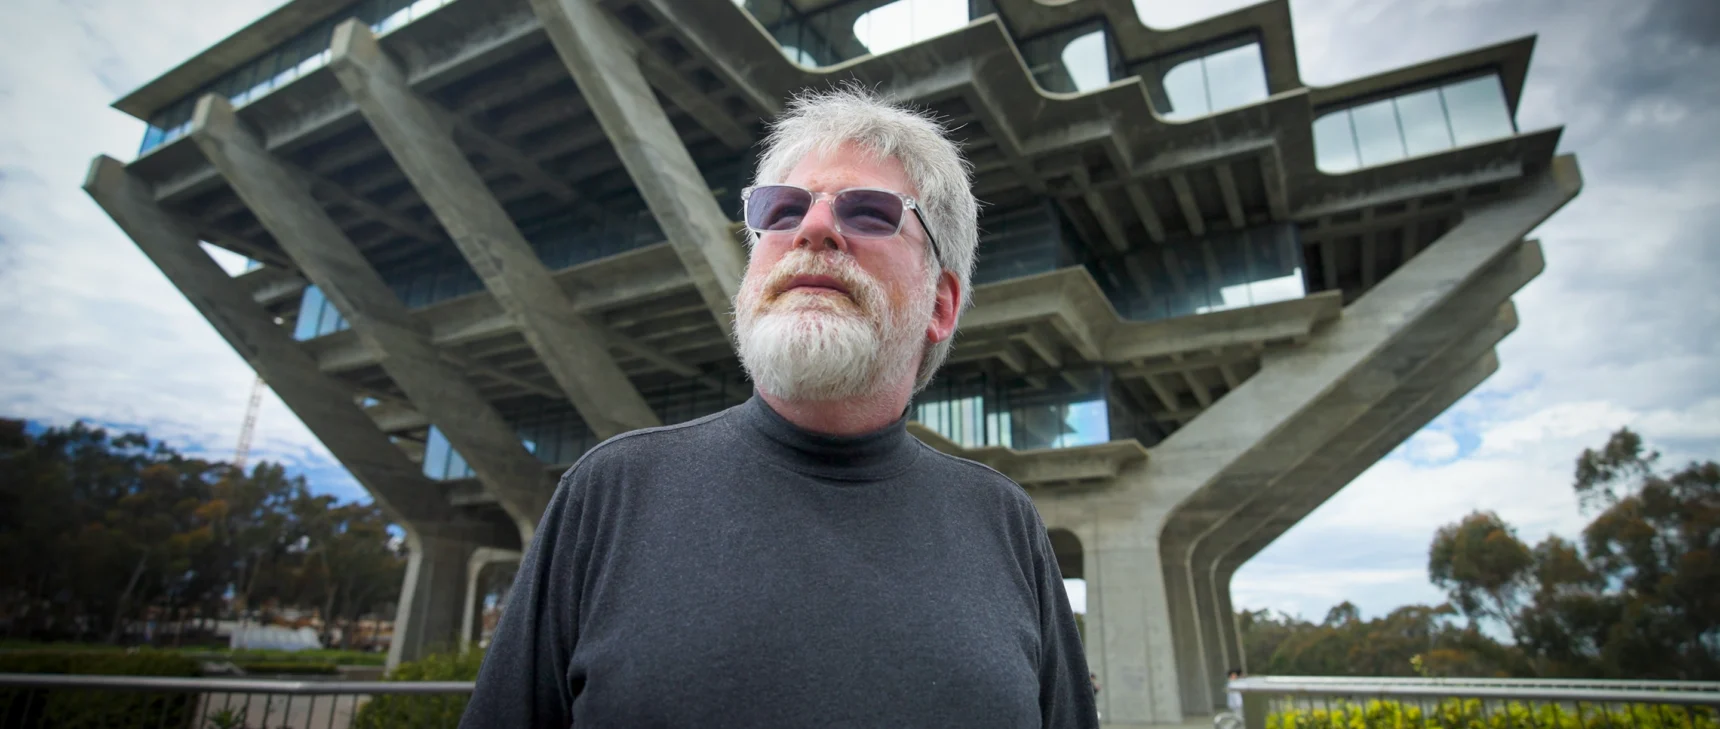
[1428,510,1534,638]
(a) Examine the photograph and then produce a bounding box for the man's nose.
[793,197,849,254]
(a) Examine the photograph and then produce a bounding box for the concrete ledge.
[907,423,1149,487]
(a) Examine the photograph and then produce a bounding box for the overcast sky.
[1,0,1715,623]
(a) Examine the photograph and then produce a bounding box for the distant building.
[87,0,1578,721]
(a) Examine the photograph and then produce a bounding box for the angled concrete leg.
[527,0,745,336]
[187,94,553,540]
[460,547,521,653]
[327,20,660,438]
[389,531,479,667]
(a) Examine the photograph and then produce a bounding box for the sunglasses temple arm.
[911,208,943,267]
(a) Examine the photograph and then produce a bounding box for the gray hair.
[749,85,979,392]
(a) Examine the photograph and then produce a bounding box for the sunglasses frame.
[741,184,943,265]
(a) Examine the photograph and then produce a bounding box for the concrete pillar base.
[387,531,480,669]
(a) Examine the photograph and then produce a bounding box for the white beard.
[735,250,932,402]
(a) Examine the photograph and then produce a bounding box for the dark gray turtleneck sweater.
[461,396,1097,728]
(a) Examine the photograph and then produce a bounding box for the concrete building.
[86,0,1578,724]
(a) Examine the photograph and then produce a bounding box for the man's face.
[734,142,955,402]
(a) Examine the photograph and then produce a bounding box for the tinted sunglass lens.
[746,186,812,232]
[834,189,905,237]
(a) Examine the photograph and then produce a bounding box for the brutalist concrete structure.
[85,0,1578,723]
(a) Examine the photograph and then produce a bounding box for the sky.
[2,0,1717,623]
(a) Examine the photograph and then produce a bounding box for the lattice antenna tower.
[233,376,266,472]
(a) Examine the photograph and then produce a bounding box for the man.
[461,86,1097,728]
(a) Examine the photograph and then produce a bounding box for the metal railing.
[0,674,474,729]
[1230,677,1720,729]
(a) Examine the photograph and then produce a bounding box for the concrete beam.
[908,424,1149,487]
[1189,303,1518,706]
[1170,173,1205,236]
[1215,163,1247,229]
[528,0,745,338]
[329,21,661,438]
[83,155,461,532]
[188,95,554,539]
[1124,181,1168,244]
[1144,154,1578,712]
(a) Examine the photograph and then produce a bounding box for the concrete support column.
[326,21,659,438]
[188,95,552,539]
[1141,157,1578,718]
[527,0,746,336]
[388,530,478,668]
[460,547,521,653]
[81,155,459,532]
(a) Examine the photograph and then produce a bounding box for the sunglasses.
[741,184,943,264]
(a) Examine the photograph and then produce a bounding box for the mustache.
[759,250,876,303]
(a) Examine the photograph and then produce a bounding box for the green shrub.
[234,660,339,675]
[350,648,484,729]
[1267,698,1719,729]
[0,649,201,729]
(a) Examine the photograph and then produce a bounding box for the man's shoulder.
[558,405,739,482]
[909,440,1035,507]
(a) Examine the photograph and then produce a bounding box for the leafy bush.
[1267,698,1719,729]
[350,648,484,729]
[0,649,201,729]
[234,660,338,675]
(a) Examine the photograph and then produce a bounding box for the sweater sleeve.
[460,467,588,729]
[1035,526,1101,728]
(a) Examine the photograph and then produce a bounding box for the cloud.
[1234,0,1720,621]
[0,0,355,499]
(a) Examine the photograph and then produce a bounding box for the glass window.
[852,0,968,56]
[1349,98,1406,167]
[316,293,343,336]
[780,44,818,66]
[1201,43,1268,114]
[1394,88,1453,157]
[1160,57,1209,120]
[1059,30,1112,93]
[1442,75,1514,146]
[293,286,327,340]
[423,427,452,479]
[446,447,470,480]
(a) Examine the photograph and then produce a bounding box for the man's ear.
[926,270,962,344]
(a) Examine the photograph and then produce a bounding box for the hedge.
[0,650,201,729]
[1267,698,1719,729]
[234,660,339,675]
[350,648,485,729]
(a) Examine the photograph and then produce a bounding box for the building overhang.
[113,0,356,120]
[907,423,1149,487]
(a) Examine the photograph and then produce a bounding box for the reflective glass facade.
[1019,21,1124,94]
[1088,223,1306,321]
[1130,41,1270,121]
[139,0,461,154]
[734,0,997,68]
[422,379,751,479]
[916,368,1110,450]
[1312,74,1515,173]
[292,207,665,340]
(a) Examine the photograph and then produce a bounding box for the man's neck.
[759,386,912,437]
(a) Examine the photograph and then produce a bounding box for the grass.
[0,641,387,666]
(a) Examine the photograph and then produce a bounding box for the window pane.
[1442,75,1514,146]
[1160,57,1209,120]
[1349,98,1406,167]
[1202,43,1268,114]
[293,286,326,340]
[1060,30,1111,93]
[1395,88,1454,157]
[316,293,342,335]
[1311,113,1357,172]
[423,426,451,480]
[853,0,967,56]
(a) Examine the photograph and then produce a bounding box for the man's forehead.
[783,142,916,195]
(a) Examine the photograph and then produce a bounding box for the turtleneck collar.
[737,394,921,482]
